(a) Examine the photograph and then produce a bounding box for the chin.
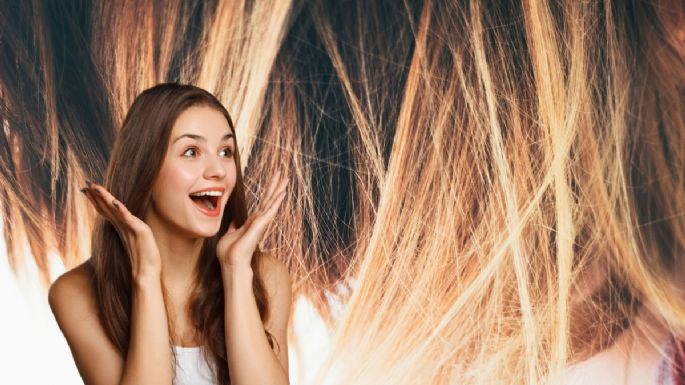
[175,219,220,239]
[192,225,221,239]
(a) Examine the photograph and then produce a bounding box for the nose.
[203,154,227,180]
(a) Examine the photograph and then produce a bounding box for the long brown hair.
[88,83,272,385]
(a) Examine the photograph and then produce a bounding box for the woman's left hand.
[216,171,288,269]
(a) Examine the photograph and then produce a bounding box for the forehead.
[170,105,232,139]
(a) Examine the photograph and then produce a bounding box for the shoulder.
[49,260,124,384]
[49,260,103,344]
[259,253,291,287]
[49,261,97,315]
[258,253,291,369]
[258,253,292,307]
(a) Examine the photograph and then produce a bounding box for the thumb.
[227,218,239,234]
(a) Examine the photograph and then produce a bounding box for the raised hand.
[81,181,162,279]
[216,171,288,269]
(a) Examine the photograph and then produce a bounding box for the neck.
[144,210,204,292]
[157,230,203,288]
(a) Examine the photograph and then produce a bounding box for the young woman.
[48,83,291,385]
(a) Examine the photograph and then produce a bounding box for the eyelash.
[182,146,234,158]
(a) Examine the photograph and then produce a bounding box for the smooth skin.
[49,107,290,385]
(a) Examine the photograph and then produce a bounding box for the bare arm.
[49,265,124,385]
[222,256,291,385]
[50,183,173,385]
[217,172,290,384]
[50,268,172,385]
[121,274,173,385]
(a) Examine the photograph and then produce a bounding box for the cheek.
[158,161,197,186]
[228,163,237,183]
[220,163,238,205]
[169,168,197,187]
[153,162,198,202]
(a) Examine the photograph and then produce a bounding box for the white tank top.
[173,345,216,385]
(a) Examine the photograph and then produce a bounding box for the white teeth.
[190,191,222,197]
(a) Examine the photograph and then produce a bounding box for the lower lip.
[190,197,221,217]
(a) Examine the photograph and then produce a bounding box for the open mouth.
[189,194,220,211]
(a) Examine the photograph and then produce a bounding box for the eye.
[221,147,234,157]
[182,147,199,157]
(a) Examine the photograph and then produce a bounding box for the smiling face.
[144,105,237,239]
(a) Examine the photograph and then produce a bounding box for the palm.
[81,181,162,277]
[216,172,288,267]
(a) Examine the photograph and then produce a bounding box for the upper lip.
[189,187,225,195]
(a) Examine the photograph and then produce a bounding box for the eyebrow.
[173,133,234,144]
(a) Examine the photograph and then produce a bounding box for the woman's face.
[145,105,237,239]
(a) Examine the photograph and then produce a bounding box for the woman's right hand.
[81,181,162,280]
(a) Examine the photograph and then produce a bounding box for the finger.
[82,187,116,222]
[245,190,286,243]
[87,186,153,239]
[110,196,148,234]
[221,219,249,248]
[94,185,151,233]
[259,173,286,214]
[89,184,122,222]
[260,176,288,214]
[90,185,141,235]
[91,184,125,214]
[241,210,259,231]
[227,218,239,234]
[81,188,104,214]
[259,171,281,211]
[248,188,286,233]
[273,174,288,199]
[247,178,286,235]
[246,172,286,225]
[262,188,287,222]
